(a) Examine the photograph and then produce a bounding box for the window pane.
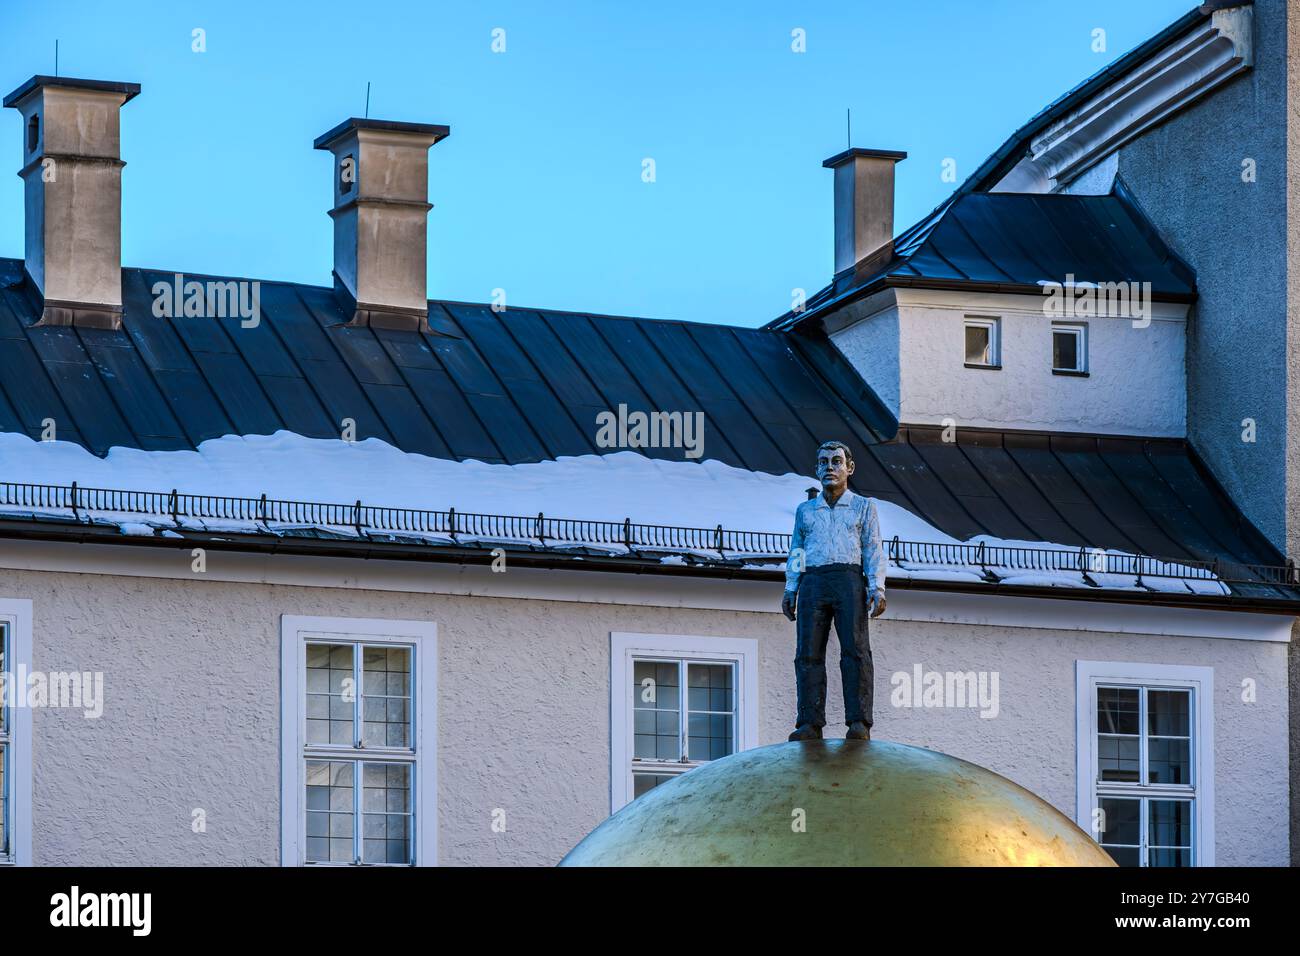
[633,661,679,711]
[1149,847,1192,867]
[1097,687,1139,734]
[0,742,6,858]
[965,324,990,364]
[632,660,680,761]
[1148,690,1190,737]
[0,629,5,735]
[330,837,352,863]
[686,663,735,762]
[362,762,412,865]
[1099,796,1141,868]
[688,713,735,761]
[633,772,676,799]
[1053,330,1079,370]
[1098,735,1139,782]
[1104,846,1141,867]
[362,645,411,749]
[305,760,354,863]
[1148,800,1192,850]
[687,662,733,712]
[654,712,679,759]
[1147,737,1191,785]
[306,643,355,746]
[1098,797,1140,847]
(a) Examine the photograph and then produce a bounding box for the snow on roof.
[0,258,1281,585]
[0,430,1230,596]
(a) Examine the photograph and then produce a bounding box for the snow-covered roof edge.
[0,431,1294,607]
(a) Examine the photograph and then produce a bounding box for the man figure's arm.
[782,506,805,621]
[863,498,887,618]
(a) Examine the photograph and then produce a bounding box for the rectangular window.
[1053,323,1087,373]
[964,317,1000,368]
[0,599,32,866]
[1076,662,1213,867]
[281,616,436,867]
[611,633,758,812]
[631,658,737,798]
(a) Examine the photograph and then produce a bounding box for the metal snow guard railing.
[0,479,1293,587]
[0,479,789,554]
[886,537,1296,588]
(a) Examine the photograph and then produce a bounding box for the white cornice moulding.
[992,6,1253,194]
[890,287,1190,322]
[0,538,1291,641]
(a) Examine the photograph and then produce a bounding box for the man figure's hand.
[781,590,797,621]
[868,590,887,619]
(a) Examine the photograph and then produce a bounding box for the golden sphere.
[561,740,1116,867]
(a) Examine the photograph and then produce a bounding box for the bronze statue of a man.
[782,440,887,741]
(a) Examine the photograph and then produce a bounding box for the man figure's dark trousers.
[795,564,874,729]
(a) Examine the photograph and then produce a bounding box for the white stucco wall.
[830,299,901,419]
[0,549,1287,867]
[831,289,1188,436]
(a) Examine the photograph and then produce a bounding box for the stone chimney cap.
[3,75,141,109]
[314,117,450,151]
[822,147,907,169]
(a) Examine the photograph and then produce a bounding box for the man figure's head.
[816,441,855,499]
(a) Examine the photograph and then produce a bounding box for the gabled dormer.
[771,4,1264,446]
[797,185,1196,438]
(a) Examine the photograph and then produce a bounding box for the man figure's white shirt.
[785,490,888,601]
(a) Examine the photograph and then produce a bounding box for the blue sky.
[0,0,1192,326]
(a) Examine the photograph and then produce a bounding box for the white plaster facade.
[831,288,1188,436]
[0,541,1287,867]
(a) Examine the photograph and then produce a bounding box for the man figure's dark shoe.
[846,721,871,741]
[788,724,822,742]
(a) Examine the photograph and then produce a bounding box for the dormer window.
[1053,323,1088,375]
[964,317,1000,369]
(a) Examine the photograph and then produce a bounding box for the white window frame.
[1075,660,1213,866]
[610,632,758,813]
[1052,322,1088,372]
[280,615,437,867]
[0,598,32,867]
[963,316,1001,368]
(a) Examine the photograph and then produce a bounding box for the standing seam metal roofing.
[0,255,1286,598]
[0,257,894,472]
[768,3,1232,331]
[768,184,1196,330]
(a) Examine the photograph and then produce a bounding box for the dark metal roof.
[833,2,1244,277]
[864,426,1287,599]
[770,3,1232,332]
[3,75,142,108]
[0,257,1286,598]
[768,184,1196,330]
[314,118,450,150]
[823,147,908,168]
[0,258,893,474]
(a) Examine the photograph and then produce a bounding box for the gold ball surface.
[561,739,1116,867]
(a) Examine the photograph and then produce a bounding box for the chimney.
[3,76,140,329]
[314,118,449,330]
[822,147,907,275]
